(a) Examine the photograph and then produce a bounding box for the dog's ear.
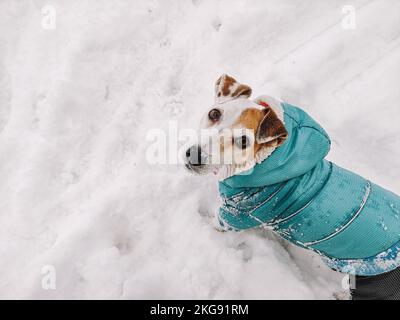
[256,106,288,146]
[215,74,252,103]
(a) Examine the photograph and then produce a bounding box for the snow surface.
[1,0,400,299]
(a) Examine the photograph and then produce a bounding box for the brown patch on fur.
[235,107,288,157]
[257,107,288,145]
[234,108,265,156]
[221,75,237,96]
[232,84,252,98]
[215,75,252,100]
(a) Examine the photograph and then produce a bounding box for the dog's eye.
[235,135,250,149]
[208,109,221,122]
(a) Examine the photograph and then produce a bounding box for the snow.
[1,0,399,299]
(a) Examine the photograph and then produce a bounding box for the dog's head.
[185,74,288,179]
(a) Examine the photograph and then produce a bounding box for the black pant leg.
[351,266,400,300]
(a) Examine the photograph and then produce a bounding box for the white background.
[0,0,399,299]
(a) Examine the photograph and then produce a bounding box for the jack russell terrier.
[185,74,400,300]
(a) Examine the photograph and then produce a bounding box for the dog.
[185,74,400,300]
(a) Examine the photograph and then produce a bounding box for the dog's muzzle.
[184,145,213,174]
[185,145,207,166]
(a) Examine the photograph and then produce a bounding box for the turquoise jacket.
[218,103,400,276]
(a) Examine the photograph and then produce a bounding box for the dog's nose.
[185,145,203,166]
